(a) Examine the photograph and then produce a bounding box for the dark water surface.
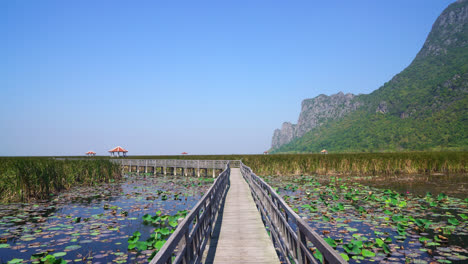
[0,174,213,264]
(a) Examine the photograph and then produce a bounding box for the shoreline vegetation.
[241,152,468,176]
[0,152,466,203]
[115,152,467,176]
[120,152,467,176]
[0,158,121,203]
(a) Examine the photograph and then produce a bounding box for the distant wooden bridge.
[113,159,235,177]
[114,160,346,264]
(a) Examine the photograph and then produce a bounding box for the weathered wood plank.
[208,168,279,264]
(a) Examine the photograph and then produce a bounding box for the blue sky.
[0,0,454,156]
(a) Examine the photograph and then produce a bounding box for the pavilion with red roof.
[109,146,128,157]
[181,152,188,155]
[86,151,96,156]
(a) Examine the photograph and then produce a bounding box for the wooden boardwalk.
[207,168,279,263]
[145,161,345,264]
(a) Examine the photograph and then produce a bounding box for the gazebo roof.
[109,146,128,153]
[321,149,327,152]
[86,151,96,154]
[181,152,188,155]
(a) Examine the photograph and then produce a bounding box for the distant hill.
[272,0,468,153]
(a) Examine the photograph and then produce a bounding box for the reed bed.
[0,158,121,203]
[3,152,462,202]
[241,152,467,176]
[125,152,467,176]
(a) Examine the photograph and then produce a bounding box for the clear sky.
[0,0,454,156]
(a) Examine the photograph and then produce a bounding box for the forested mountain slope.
[272,0,468,153]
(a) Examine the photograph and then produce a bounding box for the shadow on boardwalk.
[204,184,230,264]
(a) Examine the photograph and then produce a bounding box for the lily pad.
[7,259,24,264]
[52,252,67,258]
[65,244,81,251]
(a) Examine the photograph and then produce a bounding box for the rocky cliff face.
[271,122,296,149]
[271,92,361,149]
[416,0,468,58]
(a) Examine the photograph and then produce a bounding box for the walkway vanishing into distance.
[206,168,279,263]
[113,159,346,264]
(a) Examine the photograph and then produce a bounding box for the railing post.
[184,231,191,262]
[296,227,307,264]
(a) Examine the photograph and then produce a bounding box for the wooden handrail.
[240,162,347,264]
[149,163,230,264]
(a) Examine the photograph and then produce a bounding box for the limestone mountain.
[272,0,468,153]
[271,92,360,149]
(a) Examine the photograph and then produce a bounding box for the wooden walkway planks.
[208,168,279,264]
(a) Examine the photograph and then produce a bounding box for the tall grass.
[0,158,121,203]
[4,152,462,202]
[122,152,467,176]
[240,152,467,176]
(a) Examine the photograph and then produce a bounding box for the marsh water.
[0,174,213,264]
[1,172,467,264]
[262,173,468,264]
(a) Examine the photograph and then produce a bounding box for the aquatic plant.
[31,251,67,264]
[264,174,468,263]
[0,158,121,202]
[0,174,211,263]
[128,210,188,260]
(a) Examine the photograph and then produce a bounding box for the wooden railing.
[240,162,347,264]
[149,163,231,264]
[115,159,231,170]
